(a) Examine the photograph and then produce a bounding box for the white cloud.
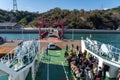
[103,8,108,10]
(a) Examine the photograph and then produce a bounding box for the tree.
[18,18,27,25]
[87,14,104,29]
[29,20,39,27]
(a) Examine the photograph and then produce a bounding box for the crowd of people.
[64,44,110,80]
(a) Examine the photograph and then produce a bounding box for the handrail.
[0,40,39,71]
[84,38,120,64]
[0,48,15,64]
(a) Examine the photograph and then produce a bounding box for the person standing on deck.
[67,56,72,69]
[72,44,74,50]
[76,45,79,51]
[93,65,98,80]
[96,67,102,80]
[117,70,120,80]
[64,51,69,58]
[46,47,48,56]
[66,44,68,51]
[84,67,90,80]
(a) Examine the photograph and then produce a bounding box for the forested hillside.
[0,6,120,29]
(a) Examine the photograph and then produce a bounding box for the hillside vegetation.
[0,6,120,29]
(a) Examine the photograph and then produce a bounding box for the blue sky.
[0,0,120,13]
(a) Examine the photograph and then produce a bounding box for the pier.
[0,40,22,57]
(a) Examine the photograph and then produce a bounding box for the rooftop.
[0,22,17,27]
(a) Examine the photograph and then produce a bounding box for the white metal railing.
[0,48,15,64]
[84,38,120,64]
[0,40,39,72]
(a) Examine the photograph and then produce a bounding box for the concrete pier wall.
[0,29,120,34]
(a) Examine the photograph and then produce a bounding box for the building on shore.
[0,36,5,44]
[0,22,21,30]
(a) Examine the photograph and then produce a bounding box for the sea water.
[0,33,120,48]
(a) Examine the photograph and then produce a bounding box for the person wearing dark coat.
[97,67,102,80]
[64,51,69,58]
[66,44,68,51]
[76,45,79,51]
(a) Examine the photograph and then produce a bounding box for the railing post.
[81,38,85,53]
[98,58,103,68]
[8,54,10,62]
[32,62,35,80]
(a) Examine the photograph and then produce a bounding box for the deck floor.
[0,40,21,54]
[36,50,75,80]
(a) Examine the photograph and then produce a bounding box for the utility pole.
[21,25,24,40]
[13,0,18,12]
[113,26,114,30]
[101,4,103,10]
[72,29,74,40]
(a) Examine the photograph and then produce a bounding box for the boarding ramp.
[0,40,40,80]
[47,28,60,38]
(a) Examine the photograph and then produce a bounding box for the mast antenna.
[13,0,18,11]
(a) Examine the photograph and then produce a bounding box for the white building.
[0,22,21,30]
